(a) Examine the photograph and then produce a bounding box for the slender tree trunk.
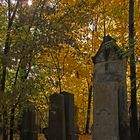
[85,85,92,133]
[129,0,139,140]
[2,111,8,140]
[1,24,11,140]
[0,1,20,139]
[9,107,15,140]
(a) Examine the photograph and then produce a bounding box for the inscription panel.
[93,82,119,140]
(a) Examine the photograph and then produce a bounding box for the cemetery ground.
[0,134,92,140]
[37,134,92,140]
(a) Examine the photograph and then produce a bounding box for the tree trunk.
[85,85,92,133]
[9,107,16,140]
[1,27,11,140]
[129,0,139,140]
[2,111,8,140]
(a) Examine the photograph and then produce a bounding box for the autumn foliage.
[0,0,140,139]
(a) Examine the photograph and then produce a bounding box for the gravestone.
[48,92,75,140]
[92,36,129,140]
[21,106,38,140]
[48,93,66,140]
[62,92,75,140]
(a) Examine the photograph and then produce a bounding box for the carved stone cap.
[92,35,123,64]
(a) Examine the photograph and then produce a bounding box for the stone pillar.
[92,36,129,140]
[48,93,66,140]
[49,92,75,140]
[62,92,75,140]
[21,107,38,140]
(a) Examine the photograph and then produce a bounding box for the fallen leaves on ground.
[78,134,92,140]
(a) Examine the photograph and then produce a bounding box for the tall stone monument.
[92,36,129,140]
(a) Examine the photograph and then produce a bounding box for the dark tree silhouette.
[129,0,139,140]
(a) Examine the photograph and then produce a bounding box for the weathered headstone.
[48,93,66,140]
[62,92,75,140]
[48,92,75,140]
[21,106,38,140]
[92,36,129,140]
